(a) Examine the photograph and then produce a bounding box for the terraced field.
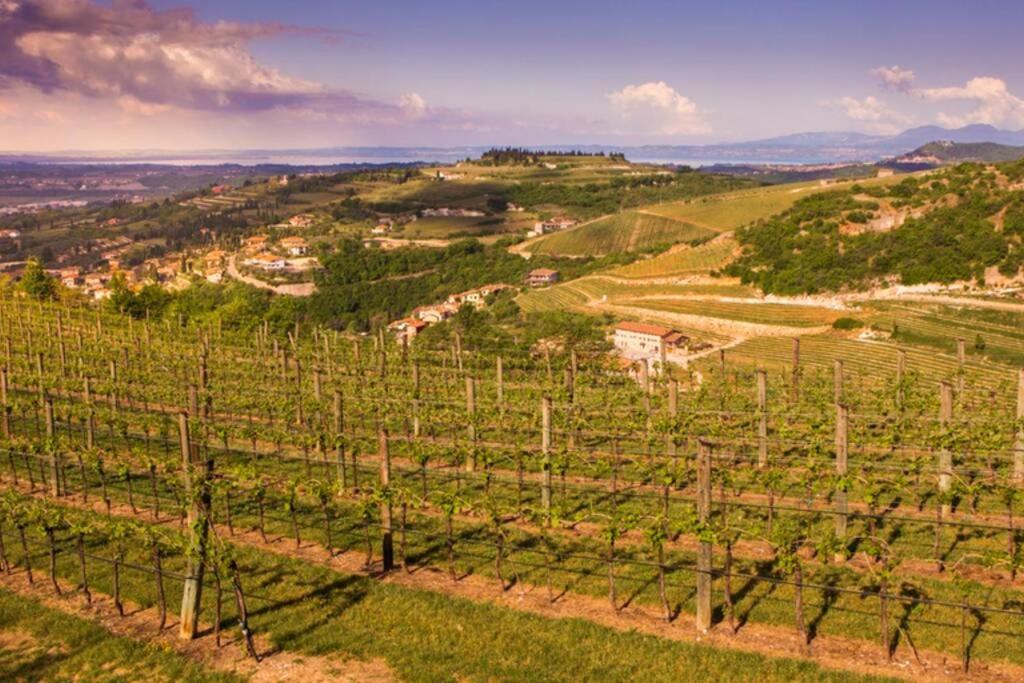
[610,236,739,279]
[618,297,844,328]
[722,332,1012,387]
[642,185,813,230]
[524,211,713,256]
[516,275,756,313]
[865,302,1024,366]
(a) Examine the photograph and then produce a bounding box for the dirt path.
[226,255,317,297]
[16,489,1024,683]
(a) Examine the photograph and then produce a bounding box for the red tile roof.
[615,321,677,338]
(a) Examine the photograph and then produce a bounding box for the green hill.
[726,161,1024,294]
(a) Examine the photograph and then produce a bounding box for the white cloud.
[871,65,915,93]
[832,95,890,122]
[607,81,710,136]
[820,95,911,133]
[399,92,427,120]
[916,76,1024,128]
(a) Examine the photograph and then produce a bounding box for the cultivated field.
[524,211,714,256]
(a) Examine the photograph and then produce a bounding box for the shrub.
[832,317,864,330]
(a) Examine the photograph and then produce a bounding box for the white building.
[612,322,689,358]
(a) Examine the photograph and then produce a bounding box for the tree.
[20,259,57,300]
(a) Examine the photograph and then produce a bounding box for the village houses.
[280,236,309,256]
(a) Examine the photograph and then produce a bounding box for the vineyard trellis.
[0,295,1023,672]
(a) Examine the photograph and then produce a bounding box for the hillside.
[726,160,1024,294]
[895,140,1024,165]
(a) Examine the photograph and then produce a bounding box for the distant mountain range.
[618,124,1024,164]
[892,140,1024,165]
[5,124,1024,166]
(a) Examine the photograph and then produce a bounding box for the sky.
[2,0,1024,151]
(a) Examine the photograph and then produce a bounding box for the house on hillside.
[204,249,227,270]
[59,267,82,287]
[288,214,314,228]
[446,283,513,308]
[413,303,458,324]
[533,217,577,235]
[244,235,268,252]
[613,322,690,358]
[525,268,560,287]
[387,317,429,343]
[246,253,286,271]
[280,236,309,256]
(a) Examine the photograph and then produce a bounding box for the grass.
[1,505,894,683]
[0,587,238,682]
[399,216,507,239]
[525,211,714,256]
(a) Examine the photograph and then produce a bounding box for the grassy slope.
[0,588,238,683]
[525,211,713,256]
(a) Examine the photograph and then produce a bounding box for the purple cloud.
[0,0,407,117]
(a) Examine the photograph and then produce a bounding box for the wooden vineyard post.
[896,349,907,410]
[833,360,844,406]
[178,412,212,640]
[791,338,801,404]
[0,366,9,438]
[956,338,966,395]
[379,425,394,571]
[541,396,553,519]
[333,391,346,487]
[834,403,849,559]
[411,362,421,439]
[465,376,477,471]
[696,439,713,633]
[757,370,768,468]
[188,385,199,417]
[1015,368,1024,483]
[496,356,504,409]
[45,398,60,497]
[198,353,210,419]
[667,379,678,457]
[939,382,953,517]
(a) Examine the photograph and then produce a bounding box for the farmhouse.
[280,236,309,256]
[413,303,458,324]
[525,268,560,287]
[288,214,314,228]
[612,322,689,358]
[387,317,429,343]
[532,216,578,235]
